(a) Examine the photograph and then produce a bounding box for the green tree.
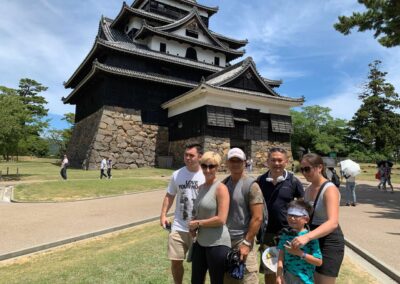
[48,113,75,156]
[334,0,400,48]
[350,60,400,155]
[0,94,28,160]
[291,106,348,158]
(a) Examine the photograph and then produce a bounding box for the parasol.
[339,159,361,177]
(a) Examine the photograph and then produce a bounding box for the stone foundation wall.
[251,141,293,168]
[67,106,169,169]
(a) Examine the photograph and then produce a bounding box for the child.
[276,200,322,284]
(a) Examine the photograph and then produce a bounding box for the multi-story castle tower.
[63,0,303,169]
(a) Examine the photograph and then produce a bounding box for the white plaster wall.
[167,92,293,118]
[147,36,226,66]
[127,17,144,32]
[172,27,212,44]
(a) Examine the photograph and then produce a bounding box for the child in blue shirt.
[276,200,322,284]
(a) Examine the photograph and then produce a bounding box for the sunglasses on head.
[201,164,217,170]
[300,166,312,173]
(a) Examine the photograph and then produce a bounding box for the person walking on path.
[223,147,264,284]
[292,153,344,284]
[276,200,322,284]
[257,147,304,284]
[107,158,112,179]
[345,174,357,206]
[383,162,394,193]
[377,164,386,190]
[189,151,231,284]
[159,144,205,284]
[100,158,108,179]
[60,154,69,180]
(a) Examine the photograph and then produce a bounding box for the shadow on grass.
[0,174,32,181]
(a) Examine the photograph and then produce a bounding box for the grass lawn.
[0,222,379,284]
[0,157,173,202]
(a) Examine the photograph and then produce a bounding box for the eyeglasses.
[201,164,217,170]
[300,166,312,173]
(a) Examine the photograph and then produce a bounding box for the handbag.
[375,172,381,180]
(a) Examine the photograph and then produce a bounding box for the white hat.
[227,148,246,161]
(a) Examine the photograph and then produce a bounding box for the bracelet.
[301,252,307,259]
[242,239,252,247]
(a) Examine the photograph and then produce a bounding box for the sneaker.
[351,203,356,207]
[346,203,350,206]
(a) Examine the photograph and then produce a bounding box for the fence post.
[16,167,19,177]
[0,170,2,180]
[7,167,9,176]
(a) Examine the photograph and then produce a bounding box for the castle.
[63,0,303,169]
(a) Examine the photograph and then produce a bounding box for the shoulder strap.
[310,181,330,224]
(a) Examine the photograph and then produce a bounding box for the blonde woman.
[189,151,231,284]
[291,153,344,284]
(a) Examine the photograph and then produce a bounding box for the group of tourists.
[100,157,113,179]
[160,144,344,284]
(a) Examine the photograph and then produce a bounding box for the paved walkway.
[0,177,399,276]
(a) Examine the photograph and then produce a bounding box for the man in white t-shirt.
[100,158,107,179]
[160,143,205,284]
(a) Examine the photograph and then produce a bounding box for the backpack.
[330,168,341,188]
[222,176,268,244]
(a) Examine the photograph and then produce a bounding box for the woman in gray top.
[291,153,344,284]
[189,151,231,284]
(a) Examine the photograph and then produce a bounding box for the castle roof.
[133,21,245,61]
[130,0,218,16]
[63,59,197,104]
[64,17,224,89]
[205,57,280,96]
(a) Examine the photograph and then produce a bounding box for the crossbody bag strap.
[310,181,330,224]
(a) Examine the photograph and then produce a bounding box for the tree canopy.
[349,60,400,155]
[291,106,348,158]
[334,0,400,47]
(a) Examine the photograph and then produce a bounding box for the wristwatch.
[242,239,252,247]
[301,252,307,259]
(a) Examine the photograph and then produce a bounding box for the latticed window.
[206,106,234,128]
[270,114,292,133]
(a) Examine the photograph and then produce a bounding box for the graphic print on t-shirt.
[178,180,200,221]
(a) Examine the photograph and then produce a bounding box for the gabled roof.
[65,17,224,89]
[205,57,280,96]
[154,7,225,48]
[161,82,304,110]
[131,0,218,16]
[111,2,173,29]
[64,59,197,104]
[133,21,245,61]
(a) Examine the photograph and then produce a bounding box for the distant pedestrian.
[60,154,69,180]
[100,158,108,179]
[377,164,386,191]
[384,162,394,193]
[344,175,356,206]
[246,158,253,173]
[107,158,112,179]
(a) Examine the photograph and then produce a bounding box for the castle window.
[186,29,198,38]
[160,43,166,53]
[185,47,197,60]
[214,57,220,66]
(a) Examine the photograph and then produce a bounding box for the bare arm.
[189,183,229,230]
[292,185,340,248]
[160,193,175,227]
[276,250,285,284]
[284,245,323,267]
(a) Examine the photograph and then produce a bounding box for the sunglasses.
[300,166,312,173]
[201,164,217,170]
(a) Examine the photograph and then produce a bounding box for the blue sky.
[1,0,399,130]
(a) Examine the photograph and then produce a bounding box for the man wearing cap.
[223,148,264,283]
[256,147,304,284]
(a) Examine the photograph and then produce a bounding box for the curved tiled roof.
[65,17,224,88]
[205,57,279,96]
[64,60,197,103]
[131,0,218,15]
